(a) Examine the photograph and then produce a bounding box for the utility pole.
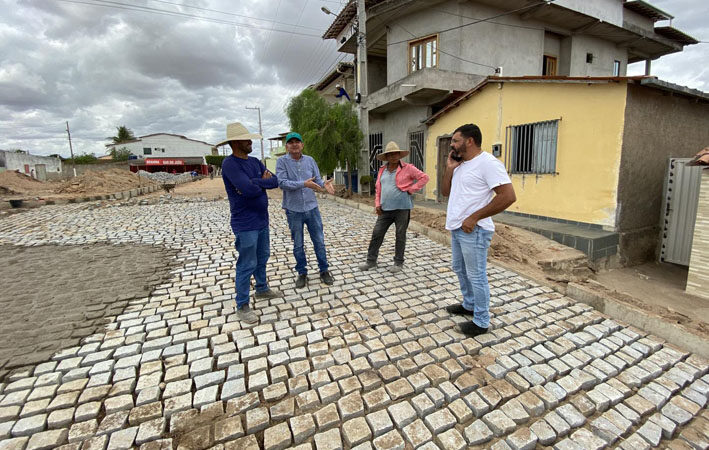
[65,121,77,177]
[245,106,264,163]
[356,0,369,191]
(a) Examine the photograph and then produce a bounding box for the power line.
[57,0,323,38]
[142,0,323,31]
[386,0,558,47]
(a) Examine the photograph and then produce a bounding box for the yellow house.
[424,76,709,265]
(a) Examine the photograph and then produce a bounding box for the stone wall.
[686,169,709,300]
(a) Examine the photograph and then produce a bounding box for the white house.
[107,133,217,174]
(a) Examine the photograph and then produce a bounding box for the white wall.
[0,150,62,177]
[109,134,215,159]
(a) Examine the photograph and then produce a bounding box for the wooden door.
[437,136,451,202]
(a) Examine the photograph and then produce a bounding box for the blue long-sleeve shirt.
[276,153,324,213]
[222,155,278,233]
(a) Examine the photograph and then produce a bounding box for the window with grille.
[368,132,383,174]
[409,35,438,73]
[409,130,424,170]
[143,147,152,155]
[505,119,559,175]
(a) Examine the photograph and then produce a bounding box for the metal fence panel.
[660,158,703,266]
[409,131,424,170]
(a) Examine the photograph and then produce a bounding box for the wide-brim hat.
[376,141,410,161]
[216,122,262,147]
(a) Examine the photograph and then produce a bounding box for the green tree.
[107,125,136,144]
[70,153,98,164]
[205,155,226,167]
[286,89,363,193]
[109,146,133,161]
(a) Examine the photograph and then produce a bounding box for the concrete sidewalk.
[0,197,707,449]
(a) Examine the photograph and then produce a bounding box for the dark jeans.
[366,209,411,265]
[234,227,270,307]
[285,207,329,275]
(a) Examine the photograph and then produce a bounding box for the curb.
[2,184,161,210]
[324,194,709,358]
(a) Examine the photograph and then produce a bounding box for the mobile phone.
[450,151,463,162]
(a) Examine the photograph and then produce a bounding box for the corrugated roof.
[623,0,673,21]
[424,76,708,124]
[687,148,709,167]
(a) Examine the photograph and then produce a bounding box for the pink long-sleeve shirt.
[375,161,430,208]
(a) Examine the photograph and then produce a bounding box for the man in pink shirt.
[359,141,429,273]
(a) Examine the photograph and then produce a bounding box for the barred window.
[505,119,559,174]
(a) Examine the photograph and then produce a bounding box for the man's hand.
[375,206,382,216]
[461,216,478,233]
[303,177,320,190]
[324,178,335,195]
[447,150,462,170]
[262,170,272,179]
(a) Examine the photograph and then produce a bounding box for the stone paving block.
[435,427,467,450]
[372,429,405,450]
[263,421,292,450]
[135,418,166,445]
[245,406,269,434]
[342,416,372,447]
[26,428,68,449]
[107,426,138,449]
[290,414,316,444]
[424,408,457,434]
[337,391,364,420]
[363,387,391,412]
[11,413,46,437]
[314,428,343,450]
[402,418,432,448]
[505,426,537,450]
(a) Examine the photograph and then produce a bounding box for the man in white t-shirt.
[442,124,516,337]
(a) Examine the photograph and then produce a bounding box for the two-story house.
[323,0,697,186]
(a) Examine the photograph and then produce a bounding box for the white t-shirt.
[445,151,511,232]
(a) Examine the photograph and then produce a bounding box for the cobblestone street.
[0,198,707,450]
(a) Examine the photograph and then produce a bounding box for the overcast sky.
[0,0,706,158]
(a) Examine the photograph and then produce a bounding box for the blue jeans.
[451,226,494,328]
[234,227,270,308]
[285,207,329,275]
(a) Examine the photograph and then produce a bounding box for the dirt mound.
[0,170,46,195]
[53,169,156,194]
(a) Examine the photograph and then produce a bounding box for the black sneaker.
[446,304,474,315]
[320,271,334,285]
[295,274,307,289]
[459,322,488,337]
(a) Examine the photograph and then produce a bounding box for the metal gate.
[409,130,424,170]
[660,158,703,266]
[369,132,383,175]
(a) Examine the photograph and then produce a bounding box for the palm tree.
[107,125,136,144]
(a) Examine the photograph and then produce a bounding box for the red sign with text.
[145,159,184,165]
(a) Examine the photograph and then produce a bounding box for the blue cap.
[285,132,302,143]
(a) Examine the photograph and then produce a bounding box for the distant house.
[106,133,217,174]
[424,76,709,266]
[0,150,62,181]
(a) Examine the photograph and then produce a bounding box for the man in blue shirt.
[219,122,282,324]
[276,132,335,288]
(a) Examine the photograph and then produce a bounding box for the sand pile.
[54,169,156,194]
[0,171,47,195]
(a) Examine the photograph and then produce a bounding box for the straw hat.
[376,141,410,161]
[216,122,262,147]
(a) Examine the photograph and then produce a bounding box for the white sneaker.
[237,305,258,324]
[389,264,403,273]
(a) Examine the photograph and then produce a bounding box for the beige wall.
[686,170,709,301]
[426,80,628,227]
